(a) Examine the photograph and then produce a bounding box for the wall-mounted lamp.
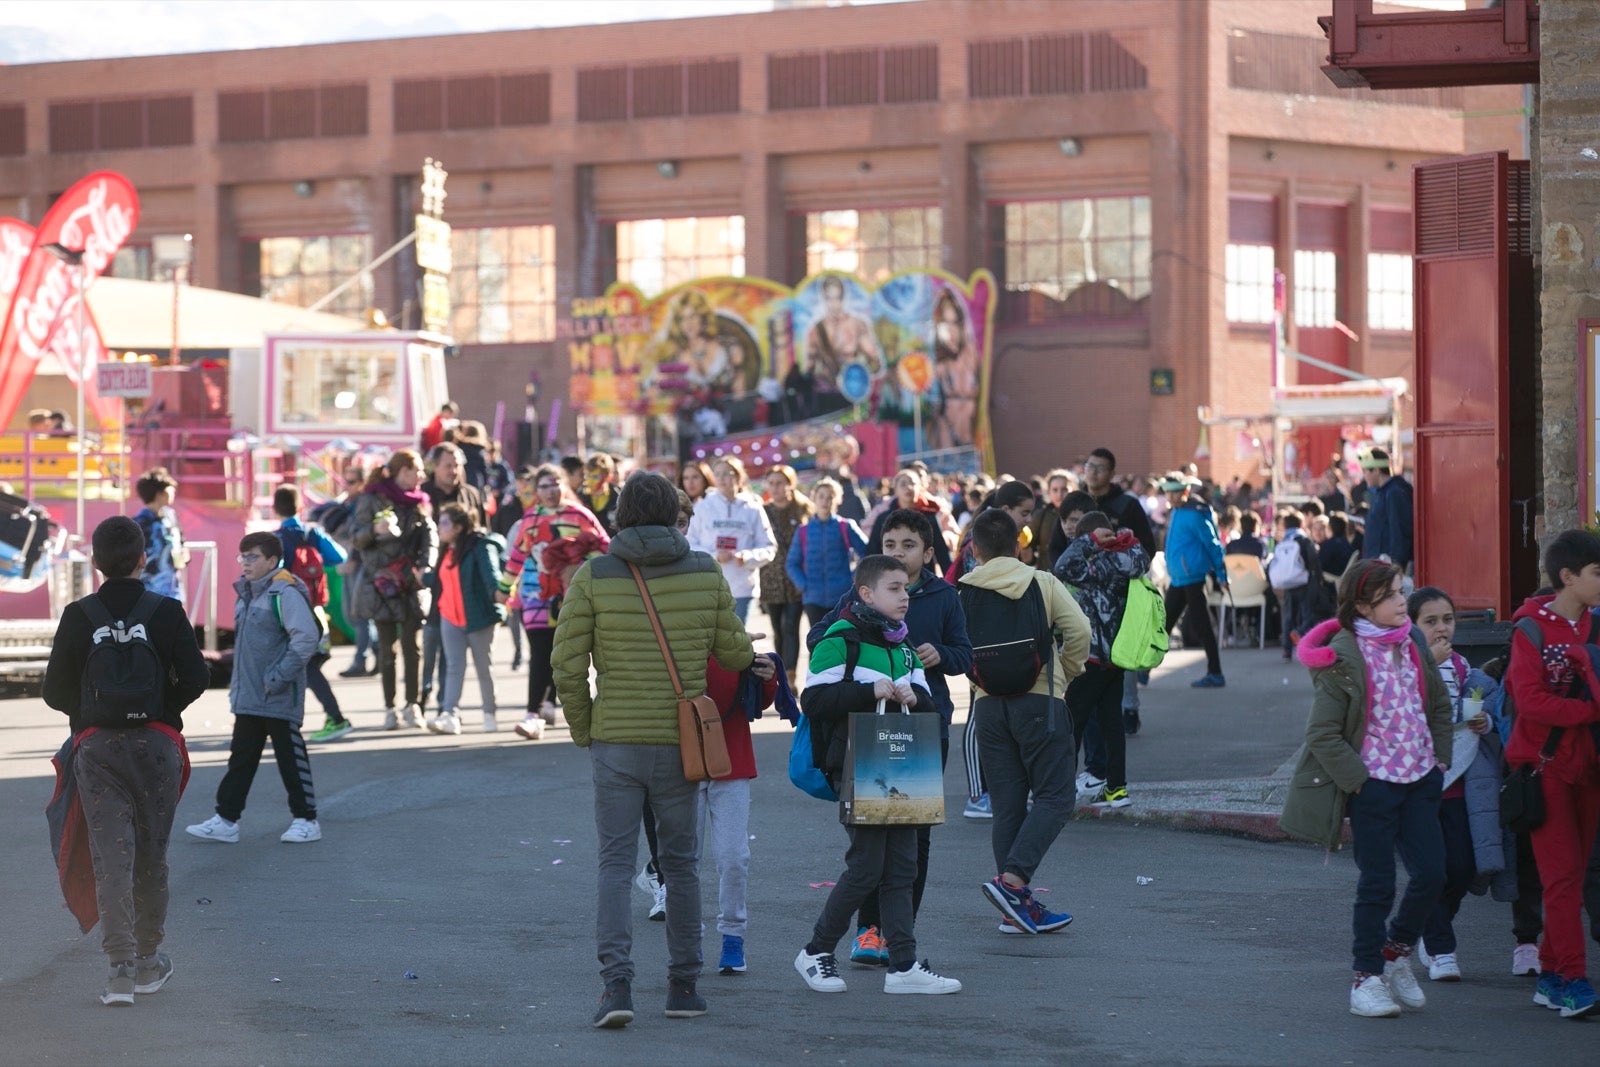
[479,179,494,193]
[1263,149,1276,162]
[656,160,679,179]
[857,160,872,173]
[1057,137,1082,157]
[293,180,315,198]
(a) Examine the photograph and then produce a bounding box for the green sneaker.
[308,719,353,743]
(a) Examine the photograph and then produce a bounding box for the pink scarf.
[1354,619,1411,646]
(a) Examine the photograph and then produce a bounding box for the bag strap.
[80,593,113,629]
[126,590,165,628]
[627,562,686,701]
[1512,616,1567,763]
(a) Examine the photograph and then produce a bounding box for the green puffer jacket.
[552,524,755,748]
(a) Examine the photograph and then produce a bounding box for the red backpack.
[279,525,328,607]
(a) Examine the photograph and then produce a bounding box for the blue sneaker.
[1190,673,1226,689]
[850,926,889,966]
[718,935,746,975]
[982,877,1037,933]
[1022,897,1072,932]
[963,794,993,820]
[1535,971,1566,1010]
[1560,976,1599,1019]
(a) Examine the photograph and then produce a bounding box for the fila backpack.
[78,591,167,728]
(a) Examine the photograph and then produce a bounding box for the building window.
[1367,252,1413,332]
[248,234,372,319]
[990,195,1151,323]
[804,208,942,281]
[108,244,153,281]
[1293,249,1337,329]
[448,225,556,344]
[1225,244,1275,324]
[612,216,744,297]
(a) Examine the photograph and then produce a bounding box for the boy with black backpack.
[43,516,210,1005]
[957,509,1089,934]
[273,485,351,742]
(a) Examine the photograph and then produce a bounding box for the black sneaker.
[1122,709,1140,736]
[592,979,633,1029]
[664,978,707,1018]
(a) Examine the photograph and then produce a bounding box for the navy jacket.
[1363,475,1414,570]
[804,566,972,735]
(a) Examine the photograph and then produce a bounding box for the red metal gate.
[1412,151,1536,616]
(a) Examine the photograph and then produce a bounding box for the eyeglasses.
[1084,461,1112,473]
[236,553,263,564]
[536,482,561,490]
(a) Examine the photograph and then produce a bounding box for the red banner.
[0,171,139,429]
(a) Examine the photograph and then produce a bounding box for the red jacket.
[706,656,777,780]
[1504,596,1600,782]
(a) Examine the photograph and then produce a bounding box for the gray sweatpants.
[695,778,751,938]
[591,741,702,983]
[440,621,496,719]
[75,728,183,965]
[975,692,1076,884]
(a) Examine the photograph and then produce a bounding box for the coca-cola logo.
[0,172,138,431]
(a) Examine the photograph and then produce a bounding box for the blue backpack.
[787,632,860,802]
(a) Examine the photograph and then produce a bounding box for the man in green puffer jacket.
[553,471,754,1029]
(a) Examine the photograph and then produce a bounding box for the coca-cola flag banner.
[0,171,139,429]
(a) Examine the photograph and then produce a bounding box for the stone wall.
[1539,0,1600,535]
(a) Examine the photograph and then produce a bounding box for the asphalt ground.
[3,633,1595,1064]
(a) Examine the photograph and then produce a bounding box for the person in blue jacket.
[1159,472,1227,688]
[786,477,868,630]
[1359,446,1415,574]
[803,507,972,965]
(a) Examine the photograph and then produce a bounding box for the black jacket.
[43,578,210,734]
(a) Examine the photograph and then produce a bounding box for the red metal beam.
[1319,0,1539,90]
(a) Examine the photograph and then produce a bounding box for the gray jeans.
[76,728,182,965]
[591,741,702,983]
[975,692,1076,884]
[440,621,496,718]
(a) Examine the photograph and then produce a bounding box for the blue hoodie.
[1163,497,1225,588]
[804,565,972,737]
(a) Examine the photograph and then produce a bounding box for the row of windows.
[1224,244,1414,333]
[119,196,1407,344]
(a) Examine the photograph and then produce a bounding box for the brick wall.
[1537,0,1600,534]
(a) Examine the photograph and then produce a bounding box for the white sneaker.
[1350,974,1401,1017]
[794,949,846,993]
[426,712,462,735]
[884,960,961,995]
[401,702,423,729]
[648,883,667,921]
[1383,954,1425,1009]
[514,716,545,740]
[539,701,562,726]
[280,818,322,843]
[382,708,399,731]
[1426,952,1461,982]
[185,814,239,843]
[1076,773,1107,800]
[634,865,662,897]
[1513,942,1540,976]
[482,712,498,733]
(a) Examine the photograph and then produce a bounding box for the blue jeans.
[732,596,752,627]
[421,618,446,698]
[1347,768,1445,974]
[352,619,377,662]
[1421,795,1475,954]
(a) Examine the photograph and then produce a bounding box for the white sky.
[0,0,832,64]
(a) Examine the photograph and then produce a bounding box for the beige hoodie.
[959,555,1091,699]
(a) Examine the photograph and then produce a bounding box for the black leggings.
[857,737,949,928]
[1164,581,1221,676]
[1068,663,1127,790]
[525,627,557,712]
[765,602,803,675]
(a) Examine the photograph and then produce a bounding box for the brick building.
[0,0,1523,478]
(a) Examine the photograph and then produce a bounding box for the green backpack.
[1110,576,1168,671]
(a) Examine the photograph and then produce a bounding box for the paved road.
[3,639,1594,1065]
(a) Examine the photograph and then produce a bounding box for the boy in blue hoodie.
[805,508,972,966]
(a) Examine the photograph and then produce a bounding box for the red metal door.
[1412,152,1536,616]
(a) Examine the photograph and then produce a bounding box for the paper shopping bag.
[838,703,945,827]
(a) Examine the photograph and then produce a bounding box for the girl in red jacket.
[1504,529,1600,1019]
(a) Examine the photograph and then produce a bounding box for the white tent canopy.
[76,277,365,354]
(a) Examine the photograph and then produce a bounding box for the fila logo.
[92,623,148,644]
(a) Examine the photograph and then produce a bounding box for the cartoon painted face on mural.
[805,275,883,395]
